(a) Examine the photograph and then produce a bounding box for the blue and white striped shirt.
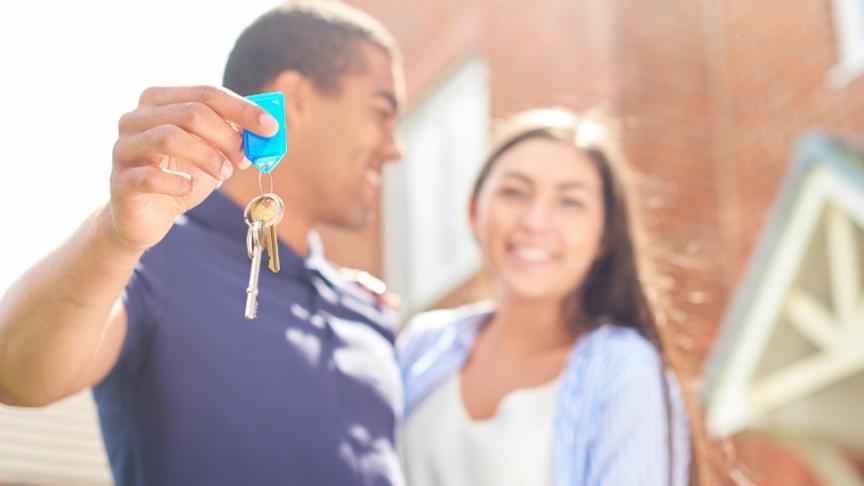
[398,302,690,486]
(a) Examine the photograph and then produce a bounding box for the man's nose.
[380,130,404,164]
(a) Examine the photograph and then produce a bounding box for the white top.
[400,372,561,486]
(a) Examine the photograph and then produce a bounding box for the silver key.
[242,193,285,319]
[244,220,264,319]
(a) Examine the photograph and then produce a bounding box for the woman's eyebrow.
[498,171,533,184]
[557,181,591,191]
[497,172,594,192]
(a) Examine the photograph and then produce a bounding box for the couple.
[0,1,691,485]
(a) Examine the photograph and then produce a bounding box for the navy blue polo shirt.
[93,191,404,486]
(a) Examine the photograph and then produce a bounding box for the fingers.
[113,165,193,198]
[113,124,234,181]
[118,102,246,166]
[137,86,279,137]
[111,85,278,201]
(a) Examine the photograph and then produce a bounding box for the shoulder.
[334,267,400,309]
[584,324,660,365]
[399,301,493,345]
[564,323,666,400]
[560,322,690,430]
[310,262,402,335]
[397,301,493,366]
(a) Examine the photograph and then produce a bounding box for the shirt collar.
[304,231,328,272]
[449,301,496,349]
[184,190,310,276]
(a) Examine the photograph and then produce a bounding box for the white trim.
[828,0,864,88]
[785,289,838,351]
[708,171,826,435]
[749,343,864,415]
[707,164,864,436]
[827,208,861,332]
[382,58,489,317]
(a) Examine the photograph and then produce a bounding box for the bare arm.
[0,86,278,406]
[0,207,139,405]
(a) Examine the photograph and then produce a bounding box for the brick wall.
[326,0,864,483]
[706,1,864,483]
[612,1,730,482]
[717,0,864,275]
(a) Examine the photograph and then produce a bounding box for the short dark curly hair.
[223,0,399,96]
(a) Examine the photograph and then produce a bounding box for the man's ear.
[267,70,313,130]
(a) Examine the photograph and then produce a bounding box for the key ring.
[258,171,273,197]
[246,220,262,258]
[243,191,286,227]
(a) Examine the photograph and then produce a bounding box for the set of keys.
[241,91,288,320]
[243,192,285,319]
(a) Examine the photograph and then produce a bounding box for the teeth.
[512,247,553,262]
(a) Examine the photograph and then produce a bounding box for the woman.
[398,108,692,486]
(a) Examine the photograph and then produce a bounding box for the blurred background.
[1,0,863,484]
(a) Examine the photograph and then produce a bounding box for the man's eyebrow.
[375,90,399,113]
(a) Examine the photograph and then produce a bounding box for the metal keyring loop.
[243,191,285,227]
[258,171,273,196]
[246,220,262,257]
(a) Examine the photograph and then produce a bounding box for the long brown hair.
[472,108,698,484]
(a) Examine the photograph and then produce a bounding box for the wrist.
[93,204,148,260]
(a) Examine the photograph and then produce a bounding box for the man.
[0,2,406,485]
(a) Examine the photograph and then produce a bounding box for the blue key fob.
[243,91,287,174]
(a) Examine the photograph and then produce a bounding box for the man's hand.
[109,85,278,251]
[0,86,281,406]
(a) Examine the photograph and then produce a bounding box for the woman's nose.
[519,199,552,232]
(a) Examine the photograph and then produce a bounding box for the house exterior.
[705,133,864,485]
[3,0,864,484]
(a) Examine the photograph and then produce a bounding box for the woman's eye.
[499,187,526,198]
[561,198,584,208]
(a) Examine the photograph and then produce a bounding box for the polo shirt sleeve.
[117,242,171,370]
[585,342,691,486]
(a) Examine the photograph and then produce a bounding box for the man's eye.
[374,108,393,121]
[561,198,584,208]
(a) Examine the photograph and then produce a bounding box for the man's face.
[289,41,404,229]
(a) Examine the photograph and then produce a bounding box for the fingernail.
[240,157,252,170]
[220,160,234,180]
[260,113,279,135]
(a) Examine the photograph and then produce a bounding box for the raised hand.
[109,85,278,251]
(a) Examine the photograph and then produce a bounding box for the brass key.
[250,194,284,273]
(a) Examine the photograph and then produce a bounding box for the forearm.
[0,204,143,405]
[0,85,276,406]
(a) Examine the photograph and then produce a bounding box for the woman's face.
[471,137,606,303]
